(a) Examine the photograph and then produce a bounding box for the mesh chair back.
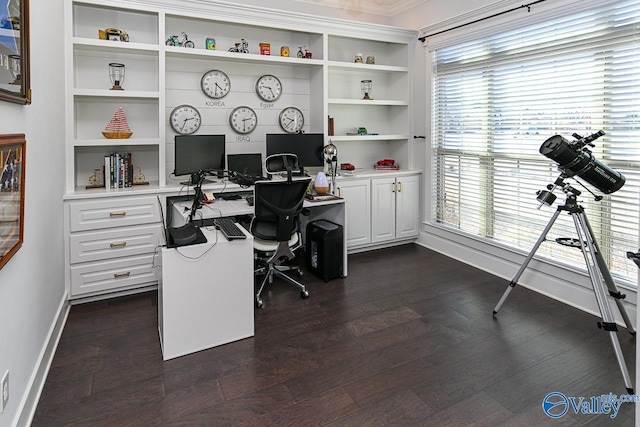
[251,178,311,242]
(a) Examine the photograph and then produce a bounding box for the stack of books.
[104,152,133,189]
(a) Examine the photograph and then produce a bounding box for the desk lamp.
[323,141,338,194]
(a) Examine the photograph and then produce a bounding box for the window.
[431,1,640,285]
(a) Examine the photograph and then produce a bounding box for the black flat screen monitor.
[227,153,263,177]
[174,134,225,184]
[266,133,324,172]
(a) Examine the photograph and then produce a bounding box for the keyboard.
[214,217,247,240]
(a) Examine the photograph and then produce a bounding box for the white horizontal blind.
[432,1,640,285]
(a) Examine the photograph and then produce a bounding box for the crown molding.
[285,0,426,16]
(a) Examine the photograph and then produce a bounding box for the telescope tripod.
[493,192,635,393]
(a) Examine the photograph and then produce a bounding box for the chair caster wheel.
[301,290,309,299]
[256,298,264,309]
[297,270,304,277]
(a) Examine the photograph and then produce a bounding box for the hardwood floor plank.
[33,244,636,425]
[241,386,359,426]
[400,391,512,427]
[327,389,435,426]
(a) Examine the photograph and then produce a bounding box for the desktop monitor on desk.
[228,153,263,178]
[266,133,324,175]
[174,134,226,185]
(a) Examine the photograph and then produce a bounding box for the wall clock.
[169,104,201,134]
[229,106,258,134]
[279,106,304,133]
[201,69,231,99]
[255,74,282,102]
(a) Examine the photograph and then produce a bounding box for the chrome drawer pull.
[114,272,131,279]
[110,242,127,248]
[109,212,127,217]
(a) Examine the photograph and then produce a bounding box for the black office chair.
[251,154,311,308]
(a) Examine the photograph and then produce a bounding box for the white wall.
[0,0,66,425]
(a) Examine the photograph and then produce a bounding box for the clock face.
[255,74,282,102]
[201,69,231,99]
[229,106,258,134]
[170,104,201,135]
[279,107,304,134]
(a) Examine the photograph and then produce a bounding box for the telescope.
[539,130,625,194]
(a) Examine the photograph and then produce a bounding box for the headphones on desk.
[228,171,257,188]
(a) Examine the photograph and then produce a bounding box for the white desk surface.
[170,195,345,227]
[169,194,348,276]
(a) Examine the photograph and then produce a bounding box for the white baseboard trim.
[15,292,70,427]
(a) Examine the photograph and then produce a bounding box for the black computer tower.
[306,220,344,281]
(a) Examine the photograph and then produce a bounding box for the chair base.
[255,262,309,309]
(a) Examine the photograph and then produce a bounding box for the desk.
[169,195,348,276]
[158,227,254,360]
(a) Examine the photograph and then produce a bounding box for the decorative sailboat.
[102,107,133,139]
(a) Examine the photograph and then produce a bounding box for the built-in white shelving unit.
[64,0,417,194]
[63,0,419,300]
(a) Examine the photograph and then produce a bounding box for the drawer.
[70,254,158,297]
[69,196,161,232]
[69,224,163,264]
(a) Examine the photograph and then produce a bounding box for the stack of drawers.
[65,195,163,299]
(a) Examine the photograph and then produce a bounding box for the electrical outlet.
[1,370,8,413]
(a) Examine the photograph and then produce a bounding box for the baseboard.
[15,292,70,427]
[347,237,417,255]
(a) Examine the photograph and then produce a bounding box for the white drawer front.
[69,224,162,264]
[69,196,161,232]
[70,254,158,296]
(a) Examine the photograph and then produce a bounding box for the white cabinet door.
[337,179,371,247]
[371,176,396,244]
[396,174,420,239]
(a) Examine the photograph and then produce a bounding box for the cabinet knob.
[392,183,396,193]
[114,272,131,279]
[110,241,127,248]
[109,212,127,217]
[398,181,403,192]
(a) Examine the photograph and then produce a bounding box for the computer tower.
[306,220,344,281]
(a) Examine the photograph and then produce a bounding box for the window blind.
[432,0,640,285]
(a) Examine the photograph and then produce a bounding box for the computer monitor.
[174,134,225,185]
[227,153,263,177]
[266,133,324,174]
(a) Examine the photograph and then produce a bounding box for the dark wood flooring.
[33,244,635,426]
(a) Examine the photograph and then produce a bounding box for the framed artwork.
[0,134,25,270]
[0,0,31,104]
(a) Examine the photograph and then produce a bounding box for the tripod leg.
[573,212,634,393]
[493,209,562,315]
[581,213,635,334]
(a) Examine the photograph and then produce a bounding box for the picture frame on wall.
[0,134,26,270]
[0,0,31,104]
